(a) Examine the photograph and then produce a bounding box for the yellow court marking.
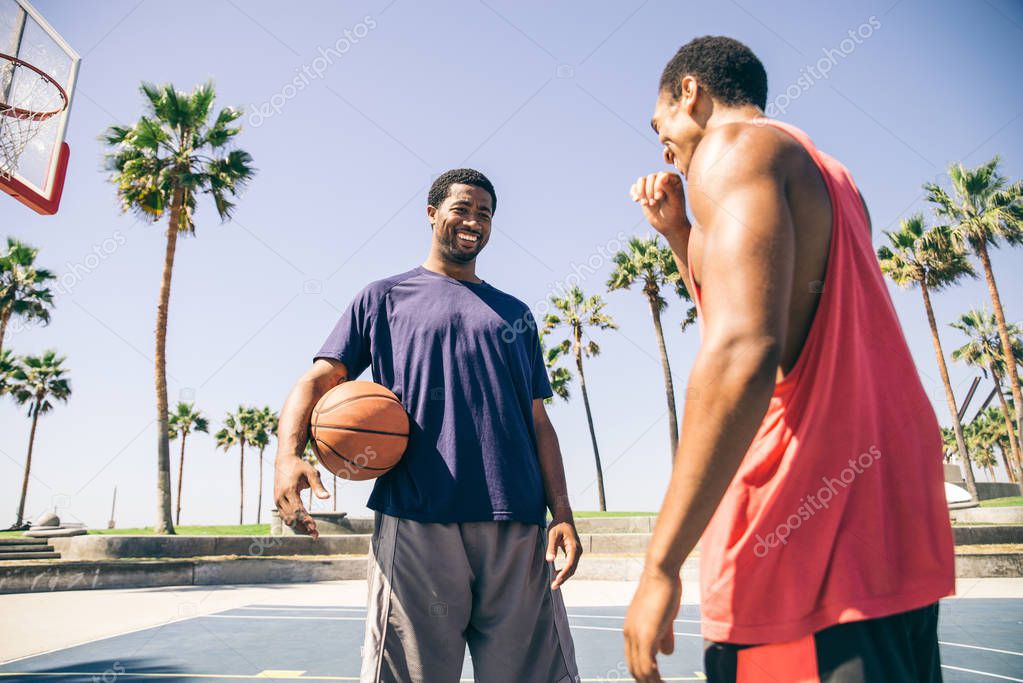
[0,674,705,681]
[257,672,306,679]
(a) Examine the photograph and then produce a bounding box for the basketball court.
[2,2,1022,682]
[0,580,1021,682]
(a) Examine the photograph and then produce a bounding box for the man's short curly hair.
[659,36,767,110]
[428,168,497,212]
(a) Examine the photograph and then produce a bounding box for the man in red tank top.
[622,36,955,682]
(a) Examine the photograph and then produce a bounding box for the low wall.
[0,556,367,594]
[49,534,370,561]
[950,507,1023,525]
[976,482,1021,501]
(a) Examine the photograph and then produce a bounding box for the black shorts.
[705,603,942,682]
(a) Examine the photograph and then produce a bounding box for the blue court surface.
[0,599,1020,682]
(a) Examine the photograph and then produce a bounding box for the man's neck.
[704,104,764,131]
[422,252,481,283]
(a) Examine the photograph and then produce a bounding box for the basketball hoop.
[0,52,69,180]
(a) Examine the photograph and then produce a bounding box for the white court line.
[939,641,1023,657]
[235,606,367,612]
[568,614,702,624]
[203,614,365,621]
[941,664,1023,681]
[571,625,703,639]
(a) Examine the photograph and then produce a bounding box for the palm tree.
[607,235,695,462]
[0,238,55,358]
[544,286,617,511]
[249,406,279,524]
[539,329,572,404]
[877,215,979,498]
[216,406,257,524]
[168,402,209,526]
[0,348,13,396]
[976,405,1018,483]
[926,158,1023,451]
[950,309,1023,495]
[7,351,71,527]
[102,81,255,534]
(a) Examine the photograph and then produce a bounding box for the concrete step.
[0,537,50,546]
[0,551,61,560]
[0,555,369,594]
[953,525,1023,545]
[573,517,655,534]
[48,533,371,560]
[0,544,56,553]
[580,533,652,555]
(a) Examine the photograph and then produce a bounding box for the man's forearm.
[662,225,694,297]
[645,339,778,573]
[275,374,338,463]
[536,421,574,523]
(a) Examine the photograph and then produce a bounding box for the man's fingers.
[546,529,559,562]
[634,176,647,203]
[654,171,675,199]
[626,631,661,683]
[644,173,659,205]
[308,464,330,498]
[659,627,675,655]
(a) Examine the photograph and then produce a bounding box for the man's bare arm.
[533,398,581,589]
[645,125,796,574]
[533,399,573,524]
[273,358,348,538]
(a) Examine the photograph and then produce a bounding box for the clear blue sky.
[2,0,1021,529]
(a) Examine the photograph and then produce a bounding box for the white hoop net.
[0,55,67,180]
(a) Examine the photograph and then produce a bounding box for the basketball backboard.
[0,0,78,215]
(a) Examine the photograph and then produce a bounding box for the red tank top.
[688,119,955,644]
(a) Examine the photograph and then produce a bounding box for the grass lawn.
[979,496,1023,507]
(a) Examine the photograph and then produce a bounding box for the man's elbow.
[702,333,781,388]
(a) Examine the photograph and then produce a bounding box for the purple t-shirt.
[314,266,553,524]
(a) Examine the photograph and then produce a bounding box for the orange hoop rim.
[0,52,69,122]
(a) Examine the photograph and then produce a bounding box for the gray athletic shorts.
[360,511,580,683]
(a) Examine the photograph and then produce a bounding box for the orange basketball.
[309,381,409,481]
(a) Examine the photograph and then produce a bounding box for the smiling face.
[651,80,703,176]
[427,183,493,264]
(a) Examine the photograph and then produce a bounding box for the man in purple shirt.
[274,169,582,683]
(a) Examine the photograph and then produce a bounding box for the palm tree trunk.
[15,400,41,527]
[154,189,184,535]
[574,329,607,511]
[175,433,187,526]
[0,305,11,359]
[239,440,246,525]
[976,240,1023,457]
[1001,447,1018,483]
[257,447,264,525]
[647,291,679,463]
[990,368,1023,496]
[921,283,978,500]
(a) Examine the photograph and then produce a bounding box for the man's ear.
[682,75,698,116]
[427,204,437,229]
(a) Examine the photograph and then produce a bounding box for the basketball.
[309,380,409,481]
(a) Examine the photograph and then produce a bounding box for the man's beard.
[438,230,481,263]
